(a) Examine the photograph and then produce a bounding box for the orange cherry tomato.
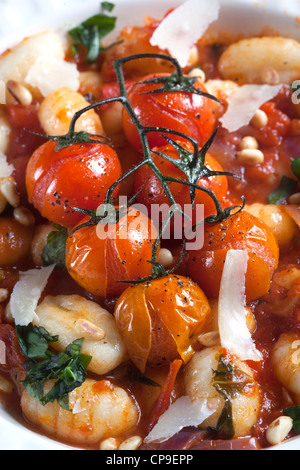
[122,73,216,152]
[65,208,159,298]
[187,211,279,301]
[26,139,122,227]
[114,274,212,372]
[134,141,228,221]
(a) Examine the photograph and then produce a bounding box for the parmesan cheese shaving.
[219,84,282,132]
[25,56,80,97]
[144,396,218,443]
[218,250,262,362]
[0,152,14,178]
[150,0,220,67]
[10,265,55,326]
[0,340,6,365]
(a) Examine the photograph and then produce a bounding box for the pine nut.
[261,67,280,85]
[118,435,143,451]
[189,67,206,84]
[197,331,220,347]
[239,136,259,151]
[13,206,35,227]
[288,192,300,205]
[0,288,9,303]
[266,416,293,446]
[0,178,20,208]
[158,248,174,268]
[236,149,264,165]
[6,80,33,106]
[0,374,14,393]
[74,319,106,340]
[99,437,119,451]
[251,109,268,128]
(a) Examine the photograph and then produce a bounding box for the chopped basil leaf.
[17,324,92,411]
[68,2,116,63]
[267,176,298,205]
[41,224,68,270]
[284,406,300,434]
[291,157,300,180]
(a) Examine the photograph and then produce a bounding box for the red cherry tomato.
[134,141,228,221]
[122,73,216,152]
[187,211,279,301]
[26,139,122,227]
[114,274,212,372]
[65,208,159,298]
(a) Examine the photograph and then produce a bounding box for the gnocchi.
[33,295,129,375]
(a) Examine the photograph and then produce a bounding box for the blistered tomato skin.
[65,209,159,298]
[187,210,279,301]
[122,73,216,152]
[0,218,33,266]
[114,275,212,373]
[25,139,122,227]
[134,142,228,220]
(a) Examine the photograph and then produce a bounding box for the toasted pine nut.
[237,149,264,166]
[4,302,13,323]
[197,331,220,348]
[261,67,280,85]
[0,288,9,303]
[0,374,14,393]
[251,109,268,128]
[13,206,35,227]
[266,416,293,446]
[288,192,300,205]
[0,178,20,208]
[118,435,143,451]
[99,437,119,451]
[239,136,259,151]
[74,319,106,341]
[158,248,174,268]
[6,80,33,106]
[188,67,206,83]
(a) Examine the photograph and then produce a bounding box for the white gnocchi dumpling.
[21,378,140,445]
[33,295,129,375]
[184,347,261,438]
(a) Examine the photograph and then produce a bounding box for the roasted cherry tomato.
[187,210,279,301]
[122,73,216,152]
[26,139,122,227]
[114,274,212,372]
[65,208,159,298]
[134,141,228,221]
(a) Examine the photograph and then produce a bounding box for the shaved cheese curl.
[150,0,220,67]
[0,152,13,178]
[218,250,262,362]
[144,396,217,443]
[220,84,282,132]
[25,56,80,97]
[10,265,55,326]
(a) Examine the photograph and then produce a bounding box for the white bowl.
[0,0,299,451]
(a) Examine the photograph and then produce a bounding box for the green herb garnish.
[284,405,300,434]
[212,354,256,439]
[291,157,300,180]
[68,2,116,63]
[41,224,68,270]
[16,324,92,411]
[268,175,298,205]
